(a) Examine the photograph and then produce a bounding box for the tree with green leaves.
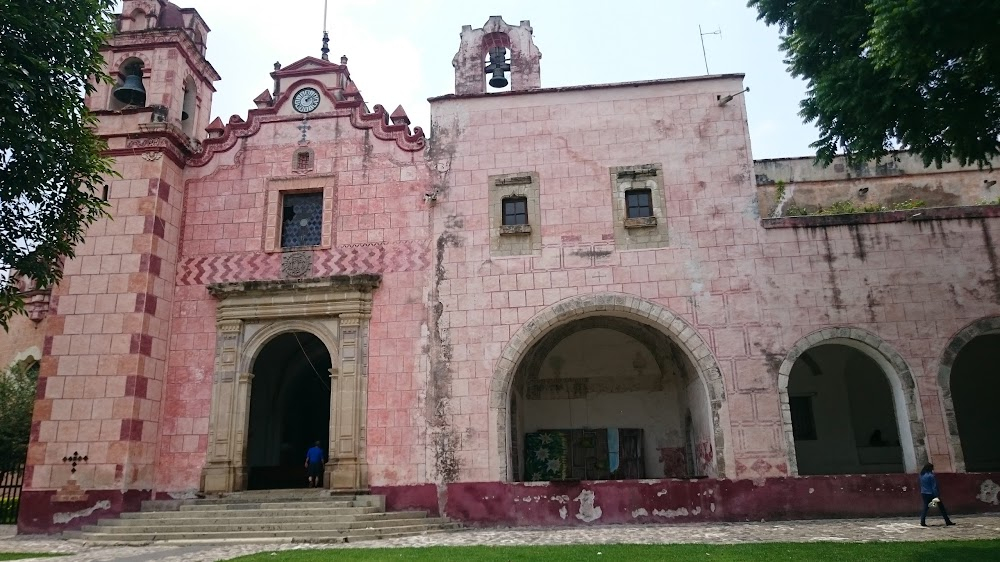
[0,361,38,464]
[748,0,1000,168]
[0,0,118,330]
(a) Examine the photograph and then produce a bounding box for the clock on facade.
[292,87,320,113]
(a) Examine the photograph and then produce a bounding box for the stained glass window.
[281,192,323,248]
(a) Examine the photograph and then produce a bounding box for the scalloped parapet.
[187,59,426,167]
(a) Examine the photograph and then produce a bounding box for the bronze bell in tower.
[113,63,146,107]
[485,46,511,89]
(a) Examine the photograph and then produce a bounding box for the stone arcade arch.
[938,317,1000,473]
[490,294,728,481]
[777,328,925,476]
[200,276,378,493]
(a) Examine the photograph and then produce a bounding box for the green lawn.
[0,555,62,561]
[230,540,1000,562]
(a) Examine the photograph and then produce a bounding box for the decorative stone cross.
[62,451,88,474]
[297,115,311,145]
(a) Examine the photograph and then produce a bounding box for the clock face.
[292,87,320,113]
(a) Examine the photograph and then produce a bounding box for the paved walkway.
[1,515,999,561]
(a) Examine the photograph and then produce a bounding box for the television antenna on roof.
[699,25,722,75]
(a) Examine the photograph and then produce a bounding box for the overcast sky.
[171,0,819,160]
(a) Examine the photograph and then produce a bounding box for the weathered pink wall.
[154,103,432,492]
[425,76,760,482]
[425,77,1000,484]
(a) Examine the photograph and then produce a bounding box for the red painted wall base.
[17,473,1000,533]
[380,473,1000,527]
[17,489,150,535]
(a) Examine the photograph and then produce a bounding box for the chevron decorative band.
[177,241,431,286]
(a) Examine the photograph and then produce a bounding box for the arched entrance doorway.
[949,333,1000,472]
[509,317,712,481]
[246,331,331,489]
[777,329,924,476]
[200,276,378,494]
[492,293,727,482]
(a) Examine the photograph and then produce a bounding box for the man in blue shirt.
[919,463,955,527]
[304,441,325,488]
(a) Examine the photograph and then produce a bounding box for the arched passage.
[246,331,332,489]
[491,294,727,481]
[939,317,1000,472]
[777,328,924,475]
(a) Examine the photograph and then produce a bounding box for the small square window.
[625,189,653,218]
[281,192,323,248]
[502,196,529,226]
[296,152,310,170]
[790,396,818,441]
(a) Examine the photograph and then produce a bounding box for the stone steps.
[65,525,460,546]
[108,510,427,525]
[120,506,384,519]
[67,490,457,545]
[77,517,452,534]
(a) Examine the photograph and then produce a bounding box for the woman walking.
[919,463,955,527]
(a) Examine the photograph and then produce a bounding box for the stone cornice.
[762,204,1000,229]
[208,274,381,296]
[209,275,380,322]
[102,127,194,168]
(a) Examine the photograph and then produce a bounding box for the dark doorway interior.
[247,331,331,489]
[788,344,904,475]
[951,334,1000,472]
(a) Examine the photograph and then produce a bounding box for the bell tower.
[452,16,542,95]
[89,0,219,141]
[21,1,220,523]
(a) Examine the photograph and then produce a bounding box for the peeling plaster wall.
[428,76,755,481]
[377,473,1000,528]
[756,217,1000,474]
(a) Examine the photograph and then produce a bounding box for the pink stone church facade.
[6,1,1000,533]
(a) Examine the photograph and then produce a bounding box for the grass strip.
[230,539,1000,562]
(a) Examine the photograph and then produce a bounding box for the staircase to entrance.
[65,489,458,545]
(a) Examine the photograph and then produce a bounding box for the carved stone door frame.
[200,275,379,493]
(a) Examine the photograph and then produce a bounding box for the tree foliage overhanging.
[0,360,38,463]
[0,0,117,330]
[748,0,1000,168]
